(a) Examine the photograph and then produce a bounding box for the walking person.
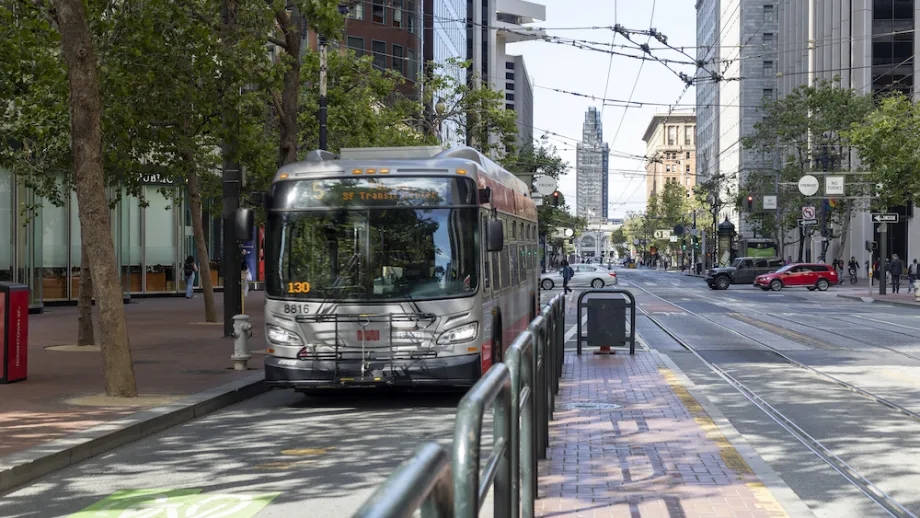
[561,260,574,295]
[890,254,904,293]
[241,249,252,297]
[834,259,844,285]
[908,259,918,292]
[183,255,197,299]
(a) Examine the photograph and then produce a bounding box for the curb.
[652,351,817,517]
[0,373,267,494]
[836,293,919,307]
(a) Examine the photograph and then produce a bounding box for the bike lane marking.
[69,488,280,518]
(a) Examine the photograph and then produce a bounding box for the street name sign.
[798,175,819,196]
[533,176,557,196]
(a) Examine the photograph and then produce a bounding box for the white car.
[540,264,618,290]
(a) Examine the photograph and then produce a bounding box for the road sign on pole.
[533,176,557,196]
[798,175,819,196]
[825,176,845,195]
[802,206,816,219]
[871,213,899,223]
[763,195,777,210]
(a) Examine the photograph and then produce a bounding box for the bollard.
[915,280,920,303]
[231,314,253,370]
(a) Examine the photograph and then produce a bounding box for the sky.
[506,0,697,219]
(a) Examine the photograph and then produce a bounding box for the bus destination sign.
[274,177,475,209]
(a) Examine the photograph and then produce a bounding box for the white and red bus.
[260,146,539,391]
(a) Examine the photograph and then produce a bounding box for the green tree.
[742,79,873,261]
[845,92,920,210]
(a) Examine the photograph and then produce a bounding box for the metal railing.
[352,293,567,518]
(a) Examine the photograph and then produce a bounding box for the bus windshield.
[265,205,479,301]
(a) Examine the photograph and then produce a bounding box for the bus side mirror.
[234,208,254,241]
[487,219,504,252]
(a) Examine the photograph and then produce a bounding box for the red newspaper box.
[0,282,29,383]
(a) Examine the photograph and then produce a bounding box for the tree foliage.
[844,92,920,210]
[741,79,874,242]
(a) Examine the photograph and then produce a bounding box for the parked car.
[540,264,617,290]
[706,256,784,290]
[754,263,838,291]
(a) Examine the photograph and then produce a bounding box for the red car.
[754,263,838,292]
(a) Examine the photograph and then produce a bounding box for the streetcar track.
[629,281,920,517]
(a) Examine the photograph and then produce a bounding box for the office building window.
[372,40,386,69]
[392,44,404,74]
[686,152,691,159]
[392,0,402,28]
[763,33,773,46]
[506,61,514,69]
[372,0,385,23]
[763,5,774,20]
[347,36,364,56]
[505,93,514,101]
[348,2,364,20]
[684,126,692,145]
[763,60,774,75]
[407,0,417,33]
[406,48,417,81]
[666,166,671,173]
[505,82,514,90]
[763,88,774,99]
[506,103,515,110]
[686,164,691,173]
[667,126,676,145]
[506,72,514,80]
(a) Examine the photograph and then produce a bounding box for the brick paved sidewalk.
[0,293,266,458]
[537,351,791,518]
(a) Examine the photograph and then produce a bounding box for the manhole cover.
[560,402,623,411]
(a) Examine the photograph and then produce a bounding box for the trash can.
[587,297,626,348]
[0,282,29,384]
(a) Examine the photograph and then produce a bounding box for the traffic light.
[866,240,878,251]
[746,195,754,211]
[552,191,560,207]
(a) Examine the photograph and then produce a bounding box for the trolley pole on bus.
[221,0,243,337]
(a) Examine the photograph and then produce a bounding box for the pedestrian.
[560,260,574,295]
[909,259,918,292]
[834,259,844,285]
[890,254,904,293]
[183,255,197,299]
[241,250,252,297]
[872,260,879,286]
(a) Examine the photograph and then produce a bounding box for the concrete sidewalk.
[536,347,809,516]
[0,293,267,492]
[832,278,920,307]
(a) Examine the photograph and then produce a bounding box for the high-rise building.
[694,0,778,237]
[423,0,467,147]
[642,113,697,200]
[503,54,534,149]
[576,107,610,223]
[344,1,423,98]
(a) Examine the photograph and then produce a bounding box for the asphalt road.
[622,267,920,518]
[5,267,920,517]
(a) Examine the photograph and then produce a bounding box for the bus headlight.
[266,324,304,346]
[436,322,479,345]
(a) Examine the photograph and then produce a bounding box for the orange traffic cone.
[594,345,615,355]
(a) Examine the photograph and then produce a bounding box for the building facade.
[576,107,610,224]
[695,0,779,237]
[642,113,697,200]
[345,0,423,98]
[424,0,468,147]
[503,54,534,148]
[0,168,228,310]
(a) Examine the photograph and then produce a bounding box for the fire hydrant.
[231,314,253,370]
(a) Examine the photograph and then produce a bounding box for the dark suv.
[706,257,784,290]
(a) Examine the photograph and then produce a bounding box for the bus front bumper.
[264,353,481,390]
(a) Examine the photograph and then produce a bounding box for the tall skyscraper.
[423,0,467,147]
[694,0,778,237]
[576,107,610,223]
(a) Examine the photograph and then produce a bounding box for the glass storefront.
[0,167,225,309]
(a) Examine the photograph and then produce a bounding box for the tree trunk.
[54,0,137,397]
[275,7,302,166]
[76,240,95,346]
[185,158,217,322]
